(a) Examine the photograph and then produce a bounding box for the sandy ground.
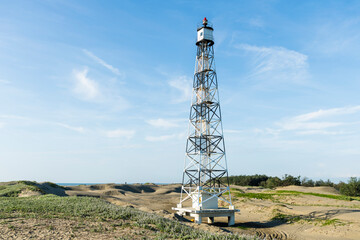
[65,184,360,240]
[0,217,157,240]
[2,183,360,239]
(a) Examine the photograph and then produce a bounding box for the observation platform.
[172,206,239,226]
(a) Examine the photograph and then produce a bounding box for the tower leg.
[208,217,214,224]
[194,215,202,224]
[228,213,235,226]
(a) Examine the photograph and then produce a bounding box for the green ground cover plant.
[0,181,44,197]
[0,194,256,240]
[232,191,276,200]
[230,188,360,203]
[271,211,344,227]
[275,190,360,201]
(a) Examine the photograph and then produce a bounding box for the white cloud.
[224,129,243,134]
[279,121,344,131]
[253,128,281,136]
[296,130,348,136]
[83,49,124,77]
[0,115,29,120]
[292,106,360,122]
[57,123,85,133]
[249,17,264,28]
[110,96,131,111]
[145,132,185,142]
[237,44,309,85]
[145,134,177,142]
[309,17,360,56]
[146,118,181,129]
[168,76,192,103]
[0,122,4,128]
[106,144,142,149]
[73,68,99,100]
[0,79,10,84]
[106,129,135,139]
[273,105,360,135]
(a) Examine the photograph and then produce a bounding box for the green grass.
[0,181,44,197]
[0,195,256,240]
[230,188,360,202]
[271,212,303,223]
[271,212,344,226]
[290,203,360,209]
[321,219,343,226]
[236,226,249,230]
[275,190,360,201]
[230,189,276,200]
[43,181,66,189]
[235,192,275,200]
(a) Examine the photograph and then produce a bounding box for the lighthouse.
[173,18,238,226]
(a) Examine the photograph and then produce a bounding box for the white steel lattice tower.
[174,18,238,225]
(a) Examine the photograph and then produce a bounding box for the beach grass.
[230,188,360,202]
[0,193,256,239]
[0,181,44,197]
[275,190,360,201]
[271,211,345,226]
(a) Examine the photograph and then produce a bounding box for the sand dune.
[61,184,360,240]
[275,185,340,195]
[4,182,360,239]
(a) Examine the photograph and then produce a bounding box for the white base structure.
[191,192,218,209]
[172,205,239,226]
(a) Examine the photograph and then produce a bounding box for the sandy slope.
[2,183,360,239]
[275,185,340,195]
[62,184,360,240]
[0,217,153,240]
[230,186,360,240]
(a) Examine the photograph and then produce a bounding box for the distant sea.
[56,183,174,186]
[57,183,103,186]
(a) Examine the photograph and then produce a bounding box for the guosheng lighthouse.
[173,18,238,226]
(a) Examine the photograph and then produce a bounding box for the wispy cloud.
[248,17,264,28]
[0,115,29,120]
[145,132,185,142]
[72,68,100,100]
[83,49,124,77]
[309,16,360,55]
[237,44,309,85]
[296,130,348,136]
[106,144,142,149]
[110,96,131,111]
[146,118,182,129]
[292,106,360,122]
[1,115,86,133]
[0,79,10,84]
[56,123,85,133]
[168,76,192,103]
[273,105,360,135]
[279,121,344,131]
[224,129,243,134]
[106,129,135,139]
[145,134,178,142]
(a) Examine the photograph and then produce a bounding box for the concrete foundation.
[172,206,239,226]
[191,192,218,209]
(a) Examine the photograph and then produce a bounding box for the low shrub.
[339,177,360,197]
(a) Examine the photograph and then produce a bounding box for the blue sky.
[1,0,360,183]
